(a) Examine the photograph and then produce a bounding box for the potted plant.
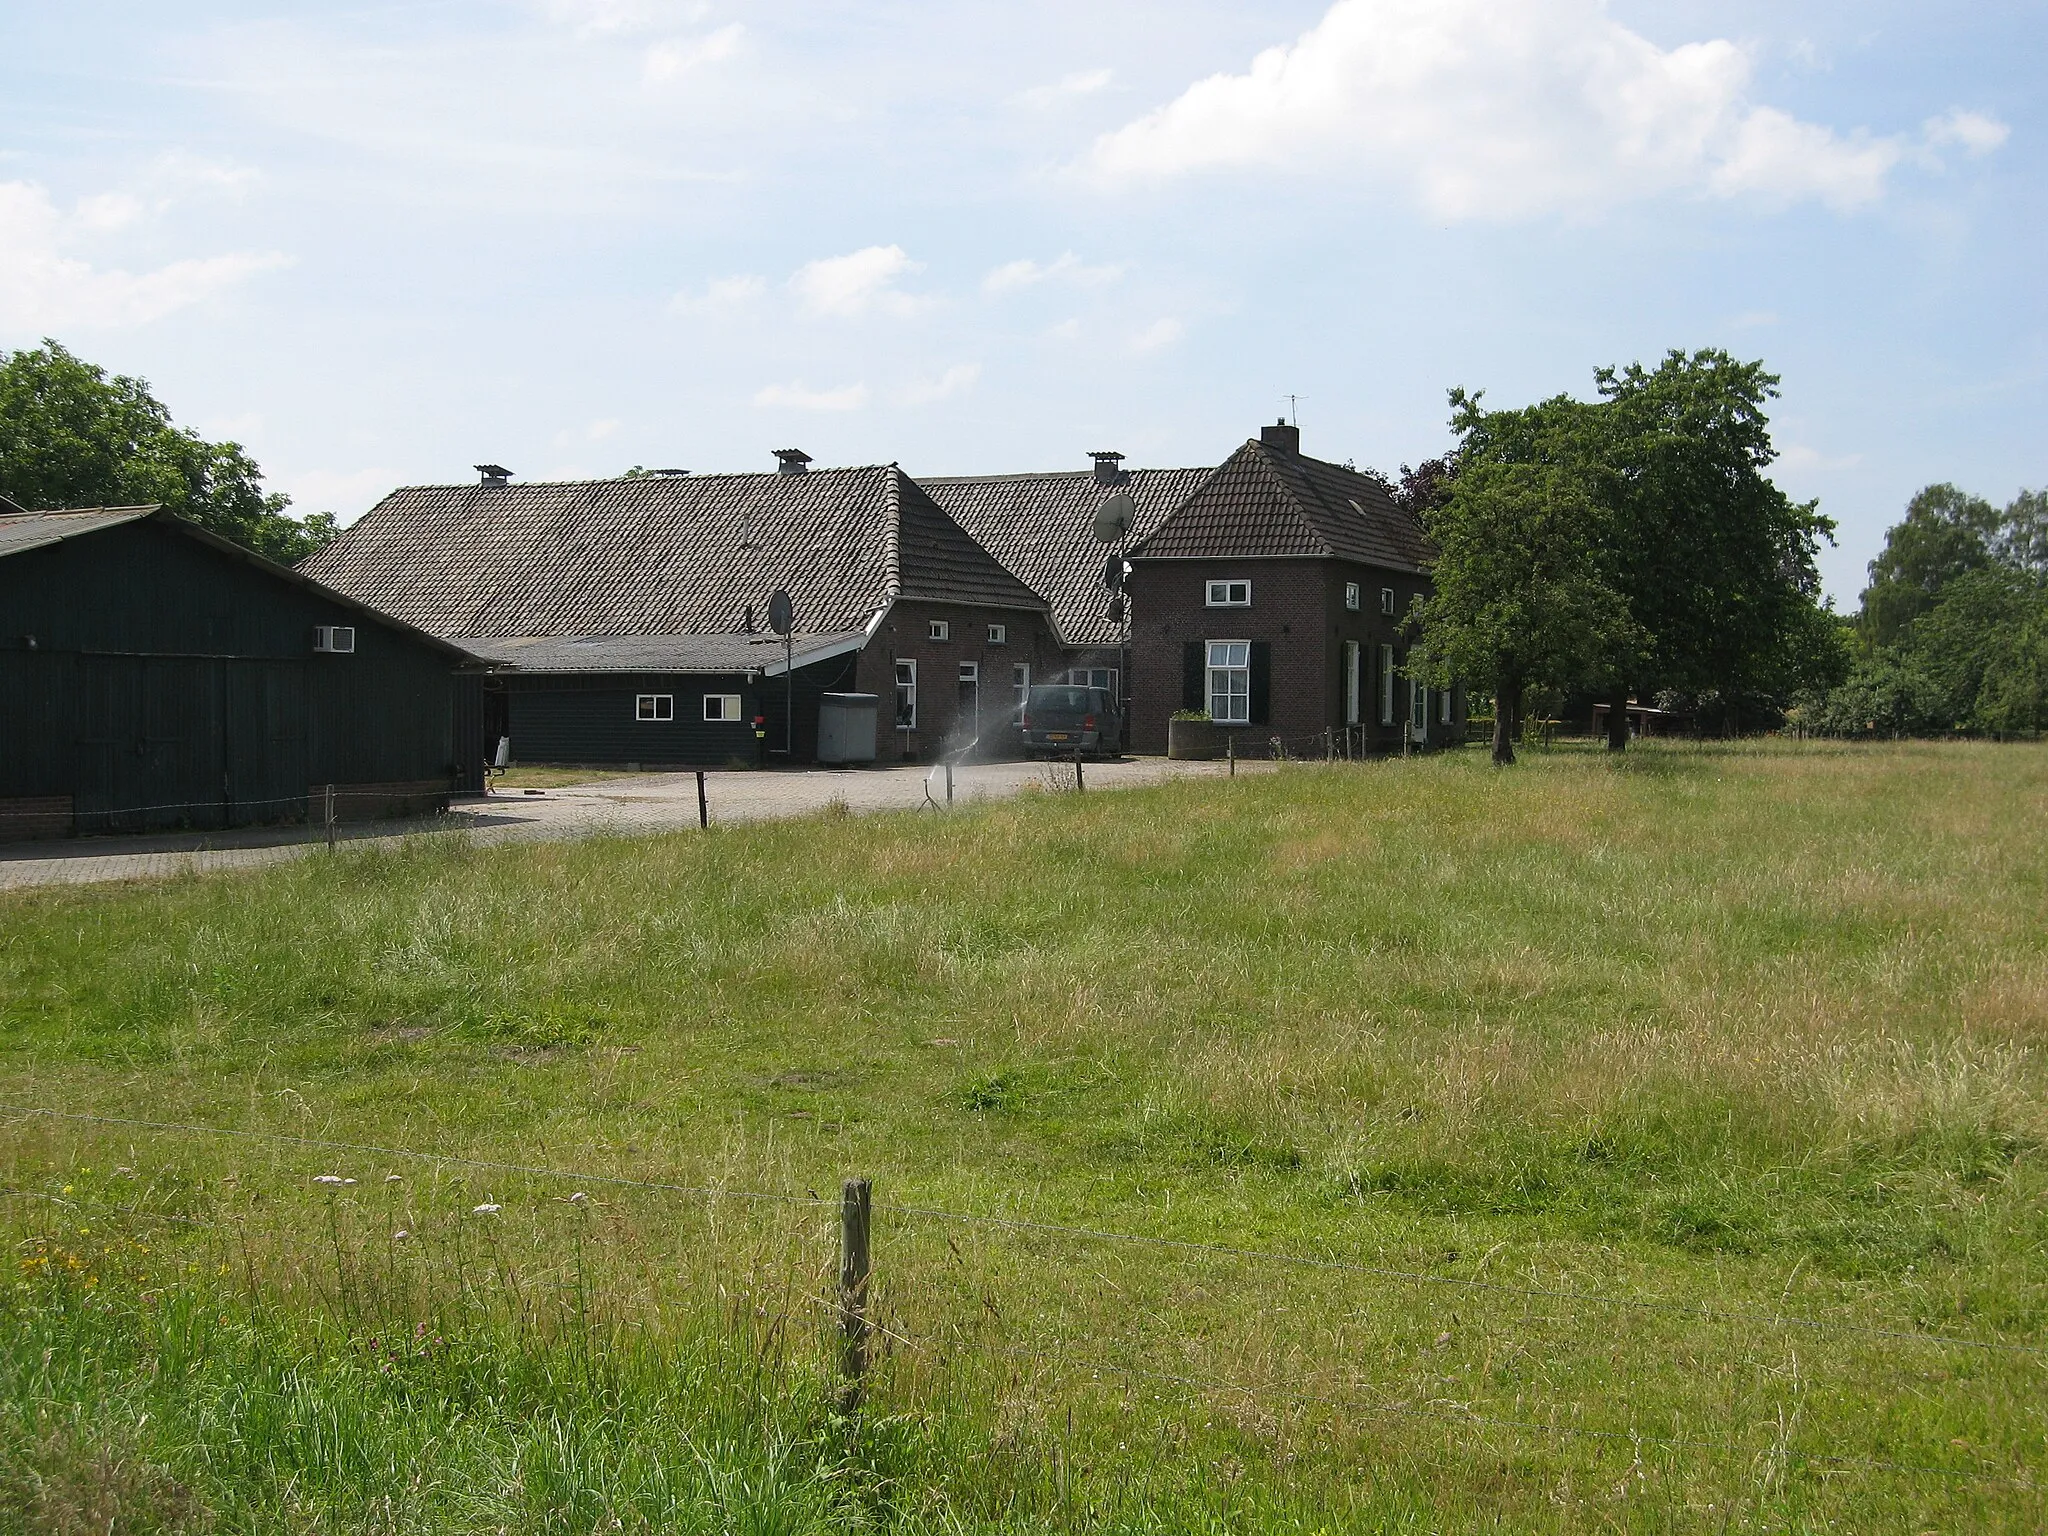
[1167,709,1230,760]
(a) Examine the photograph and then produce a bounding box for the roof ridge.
[372,463,898,497]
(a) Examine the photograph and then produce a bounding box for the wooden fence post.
[839,1176,872,1409]
[1227,734,1235,777]
[945,761,954,805]
[324,783,336,851]
[1073,746,1084,794]
[696,770,708,830]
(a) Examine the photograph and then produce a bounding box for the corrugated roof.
[0,506,158,560]
[923,467,1212,645]
[302,465,1047,641]
[1132,441,1436,573]
[461,630,868,675]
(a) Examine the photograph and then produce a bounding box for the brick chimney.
[1089,450,1126,487]
[1259,419,1299,455]
[773,448,812,476]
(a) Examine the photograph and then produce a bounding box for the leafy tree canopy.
[1856,483,2001,646]
[0,340,334,565]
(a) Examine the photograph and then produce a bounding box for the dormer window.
[1205,579,1252,608]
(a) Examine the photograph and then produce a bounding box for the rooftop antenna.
[1283,395,1302,428]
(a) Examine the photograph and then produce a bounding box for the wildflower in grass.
[313,1175,348,1185]
[384,1173,403,1183]
[473,1203,501,1215]
[567,1191,590,1205]
[392,1230,411,1241]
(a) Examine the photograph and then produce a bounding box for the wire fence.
[0,1101,2038,1500]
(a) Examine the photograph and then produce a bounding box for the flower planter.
[1167,718,1243,760]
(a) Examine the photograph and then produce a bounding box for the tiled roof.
[301,466,1047,641]
[923,468,1213,645]
[0,506,158,559]
[461,630,868,675]
[1131,441,1435,573]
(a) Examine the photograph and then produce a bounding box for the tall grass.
[0,740,2044,1530]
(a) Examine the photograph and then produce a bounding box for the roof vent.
[1259,420,1300,456]
[654,467,690,478]
[773,448,812,476]
[1089,450,1126,487]
[475,463,513,487]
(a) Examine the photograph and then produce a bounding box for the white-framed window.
[1439,686,1453,725]
[1207,641,1251,724]
[958,661,978,684]
[1057,666,1120,705]
[987,623,1007,645]
[894,659,917,730]
[1011,662,1031,716]
[1345,582,1361,612]
[1206,579,1252,608]
[1411,679,1428,733]
[703,693,741,722]
[636,694,674,722]
[1379,645,1395,726]
[928,619,950,641]
[1380,587,1396,616]
[1344,640,1362,726]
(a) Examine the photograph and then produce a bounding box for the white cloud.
[899,364,981,405]
[537,0,710,40]
[1017,68,1114,109]
[669,273,765,314]
[0,180,289,333]
[1778,444,1863,473]
[982,252,1127,294]
[1079,0,1970,218]
[789,245,926,318]
[752,380,869,411]
[645,24,744,83]
[1924,109,2010,156]
[1129,317,1184,354]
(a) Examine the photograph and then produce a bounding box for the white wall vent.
[313,625,357,653]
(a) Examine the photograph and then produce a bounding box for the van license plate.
[1047,733,1070,741]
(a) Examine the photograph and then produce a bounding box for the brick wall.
[1127,559,1449,754]
[855,600,1065,760]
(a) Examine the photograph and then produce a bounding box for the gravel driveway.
[0,757,1261,893]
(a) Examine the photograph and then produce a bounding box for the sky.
[2,0,2041,605]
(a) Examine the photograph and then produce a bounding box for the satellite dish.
[767,588,795,636]
[1092,490,1136,545]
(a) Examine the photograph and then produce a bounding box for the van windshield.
[1028,687,1095,712]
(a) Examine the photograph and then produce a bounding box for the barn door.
[225,660,309,824]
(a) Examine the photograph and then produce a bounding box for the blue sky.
[3,0,2040,603]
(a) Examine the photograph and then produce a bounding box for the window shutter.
[1182,642,1205,711]
[1249,642,1271,724]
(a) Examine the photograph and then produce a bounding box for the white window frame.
[1011,662,1031,719]
[928,619,950,641]
[1379,645,1395,726]
[1411,679,1428,734]
[894,659,917,730]
[636,693,674,722]
[1344,640,1361,726]
[1380,587,1396,616]
[958,661,978,684]
[703,693,741,723]
[987,623,1007,645]
[1205,579,1252,608]
[1207,640,1251,725]
[1345,582,1361,612]
[1057,666,1121,705]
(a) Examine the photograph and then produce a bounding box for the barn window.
[928,619,950,641]
[1345,582,1361,611]
[1380,587,1396,616]
[1011,662,1031,718]
[894,660,917,729]
[636,694,674,722]
[1207,641,1251,724]
[1205,579,1252,608]
[703,694,741,722]
[987,623,1007,645]
[1379,645,1395,725]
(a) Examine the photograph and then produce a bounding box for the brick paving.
[0,756,1265,893]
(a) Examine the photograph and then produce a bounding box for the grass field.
[0,740,2043,1532]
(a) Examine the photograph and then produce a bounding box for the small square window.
[928,619,950,641]
[959,661,978,683]
[1205,579,1252,608]
[635,694,674,722]
[703,693,741,722]
[1380,587,1396,616]
[1345,582,1361,611]
[987,623,1006,645]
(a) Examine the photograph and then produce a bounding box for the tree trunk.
[1492,671,1519,767]
[1606,685,1630,753]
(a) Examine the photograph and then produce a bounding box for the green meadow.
[0,740,2043,1532]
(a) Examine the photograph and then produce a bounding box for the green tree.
[1912,566,2048,736]
[1406,450,1639,766]
[1856,483,2000,646]
[0,340,334,564]
[1590,350,1835,745]
[1994,488,2048,578]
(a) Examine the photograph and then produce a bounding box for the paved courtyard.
[0,756,1263,893]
